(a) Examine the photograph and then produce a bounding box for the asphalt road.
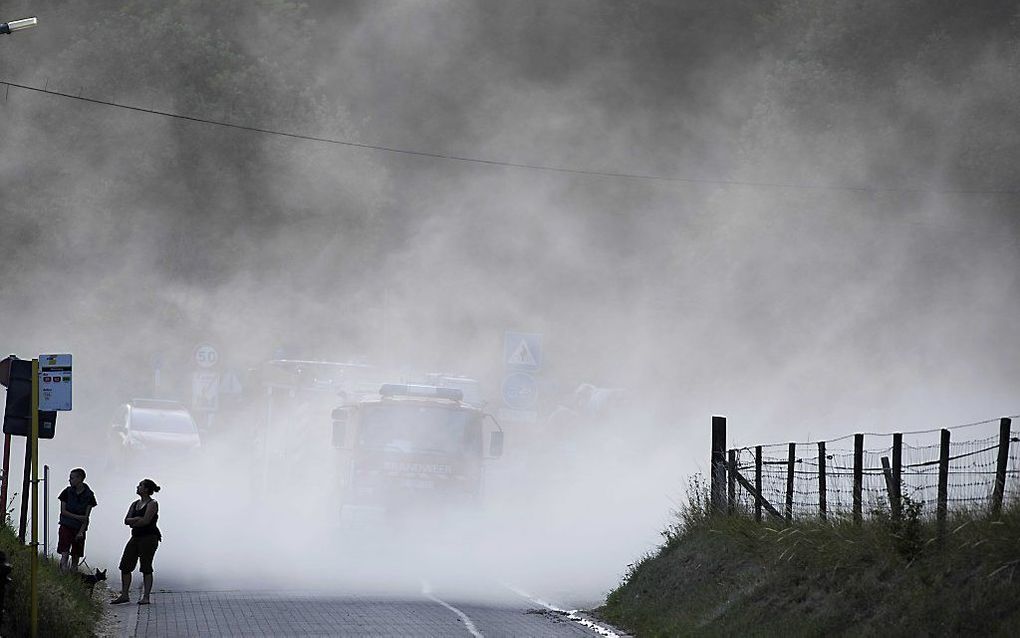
[102,585,623,637]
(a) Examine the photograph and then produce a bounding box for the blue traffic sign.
[504,331,542,371]
[502,372,538,409]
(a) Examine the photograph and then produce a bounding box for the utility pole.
[0,24,45,636]
[0,16,39,513]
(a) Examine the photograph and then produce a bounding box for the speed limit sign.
[194,344,219,368]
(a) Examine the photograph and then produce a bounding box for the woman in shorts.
[110,478,161,605]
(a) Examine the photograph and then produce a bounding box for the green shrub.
[870,493,926,561]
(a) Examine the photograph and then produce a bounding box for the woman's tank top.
[131,500,161,538]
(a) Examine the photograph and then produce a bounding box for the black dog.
[80,568,107,595]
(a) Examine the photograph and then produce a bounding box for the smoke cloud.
[1,0,1017,605]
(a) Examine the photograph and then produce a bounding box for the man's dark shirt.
[58,484,97,530]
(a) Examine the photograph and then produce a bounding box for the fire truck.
[331,383,503,524]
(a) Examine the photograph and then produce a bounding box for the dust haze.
[1,1,1018,606]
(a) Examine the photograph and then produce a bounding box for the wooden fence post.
[892,432,903,520]
[785,442,796,521]
[711,416,727,514]
[937,428,950,541]
[881,456,896,511]
[754,445,762,523]
[853,434,863,524]
[727,449,736,515]
[818,441,826,521]
[991,417,1012,518]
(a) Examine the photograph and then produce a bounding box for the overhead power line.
[3,79,1019,195]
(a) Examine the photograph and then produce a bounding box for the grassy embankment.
[599,477,1020,637]
[0,523,102,637]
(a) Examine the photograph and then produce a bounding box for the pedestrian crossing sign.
[504,332,542,371]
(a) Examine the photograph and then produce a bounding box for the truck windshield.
[358,403,481,455]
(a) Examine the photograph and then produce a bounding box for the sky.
[0,0,1018,605]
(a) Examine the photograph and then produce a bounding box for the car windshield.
[358,403,481,455]
[130,409,197,434]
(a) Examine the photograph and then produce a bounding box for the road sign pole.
[18,436,29,543]
[42,464,49,559]
[0,433,9,512]
[262,387,274,495]
[30,358,38,638]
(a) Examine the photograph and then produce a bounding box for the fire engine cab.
[331,383,503,524]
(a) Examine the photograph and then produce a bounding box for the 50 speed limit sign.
[194,344,219,368]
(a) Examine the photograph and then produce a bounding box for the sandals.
[110,595,130,605]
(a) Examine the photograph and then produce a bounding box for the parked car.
[108,399,201,470]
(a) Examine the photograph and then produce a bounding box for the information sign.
[38,354,72,411]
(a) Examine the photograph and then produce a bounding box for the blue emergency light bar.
[379,384,463,402]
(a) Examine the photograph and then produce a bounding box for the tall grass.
[599,474,1020,636]
[0,524,102,637]
[660,473,712,548]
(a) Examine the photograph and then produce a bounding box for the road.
[102,582,624,637]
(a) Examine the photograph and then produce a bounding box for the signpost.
[29,354,71,638]
[500,332,543,423]
[29,358,39,638]
[192,344,220,430]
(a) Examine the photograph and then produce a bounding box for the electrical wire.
[4,79,1020,194]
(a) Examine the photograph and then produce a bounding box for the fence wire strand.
[730,419,1018,520]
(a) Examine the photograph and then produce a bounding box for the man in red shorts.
[57,468,97,572]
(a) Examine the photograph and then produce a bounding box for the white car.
[109,399,201,470]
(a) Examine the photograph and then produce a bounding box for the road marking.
[506,585,625,638]
[421,580,484,638]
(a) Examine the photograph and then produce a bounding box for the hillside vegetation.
[0,524,102,637]
[599,481,1020,637]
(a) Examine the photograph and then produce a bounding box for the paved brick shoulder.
[132,590,604,637]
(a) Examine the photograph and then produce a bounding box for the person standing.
[110,478,161,605]
[56,468,97,573]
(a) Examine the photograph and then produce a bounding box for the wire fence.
[725,416,1019,522]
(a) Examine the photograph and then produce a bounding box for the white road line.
[506,585,625,638]
[420,580,484,638]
